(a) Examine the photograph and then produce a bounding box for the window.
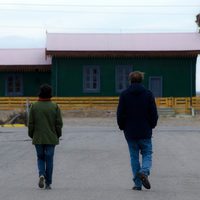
[83,66,100,93]
[5,74,23,96]
[115,65,132,93]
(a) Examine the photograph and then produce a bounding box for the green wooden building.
[0,33,200,97]
[46,33,200,97]
[0,49,51,96]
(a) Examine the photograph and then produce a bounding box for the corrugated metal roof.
[0,48,51,65]
[46,33,200,52]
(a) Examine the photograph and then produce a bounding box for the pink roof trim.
[0,48,51,65]
[46,33,200,51]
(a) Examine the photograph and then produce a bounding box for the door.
[149,76,162,97]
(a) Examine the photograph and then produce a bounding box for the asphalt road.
[0,117,200,200]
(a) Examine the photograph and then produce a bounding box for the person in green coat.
[28,84,63,190]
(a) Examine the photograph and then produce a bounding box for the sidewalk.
[0,117,200,200]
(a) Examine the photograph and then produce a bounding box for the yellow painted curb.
[1,124,26,128]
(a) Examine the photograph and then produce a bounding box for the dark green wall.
[0,71,50,96]
[0,56,196,97]
[0,73,4,96]
[51,57,196,97]
[135,57,196,97]
[23,72,51,96]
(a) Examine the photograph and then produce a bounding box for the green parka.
[28,100,63,145]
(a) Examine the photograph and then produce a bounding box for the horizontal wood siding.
[52,57,196,97]
[0,72,51,97]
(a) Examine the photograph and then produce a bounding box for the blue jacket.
[117,83,158,140]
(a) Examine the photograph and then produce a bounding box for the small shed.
[46,33,200,97]
[0,49,51,96]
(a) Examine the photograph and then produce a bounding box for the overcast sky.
[0,0,199,47]
[0,0,200,90]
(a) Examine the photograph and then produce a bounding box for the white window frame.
[115,65,132,93]
[83,65,100,93]
[5,73,23,96]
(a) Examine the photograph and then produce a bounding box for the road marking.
[0,124,26,128]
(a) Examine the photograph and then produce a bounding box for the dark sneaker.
[132,186,142,191]
[137,172,151,189]
[45,184,52,190]
[38,175,45,189]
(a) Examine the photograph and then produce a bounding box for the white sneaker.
[38,175,45,189]
[45,184,52,190]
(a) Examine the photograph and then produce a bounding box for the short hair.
[38,84,52,98]
[129,71,144,83]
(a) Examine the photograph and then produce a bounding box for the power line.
[0,3,198,14]
[0,26,195,33]
[0,3,199,7]
[0,23,196,30]
[0,9,196,15]
[0,4,198,14]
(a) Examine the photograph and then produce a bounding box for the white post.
[191,107,195,117]
[26,98,30,125]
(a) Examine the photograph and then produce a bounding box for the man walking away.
[28,84,63,190]
[117,71,158,191]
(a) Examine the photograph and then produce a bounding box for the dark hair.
[38,84,52,98]
[128,71,144,83]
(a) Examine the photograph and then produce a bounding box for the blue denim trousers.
[127,139,152,188]
[35,144,55,185]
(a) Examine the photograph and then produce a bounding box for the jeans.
[127,139,152,188]
[35,144,55,185]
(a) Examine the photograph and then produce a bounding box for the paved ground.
[0,116,200,200]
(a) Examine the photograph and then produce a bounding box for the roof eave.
[46,50,200,58]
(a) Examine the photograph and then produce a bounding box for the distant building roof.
[46,33,200,57]
[0,48,51,65]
